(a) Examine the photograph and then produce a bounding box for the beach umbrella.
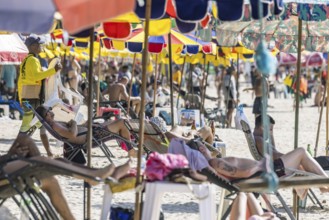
[0,0,135,34]
[0,34,28,64]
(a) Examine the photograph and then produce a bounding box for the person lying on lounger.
[35,105,137,157]
[253,114,284,160]
[7,134,132,220]
[150,116,217,144]
[194,139,329,193]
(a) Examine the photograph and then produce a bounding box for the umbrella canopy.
[0,0,135,34]
[111,28,201,54]
[0,34,28,64]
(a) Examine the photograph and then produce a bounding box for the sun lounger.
[124,119,170,154]
[240,119,324,215]
[25,102,137,164]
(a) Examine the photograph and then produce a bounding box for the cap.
[25,35,45,47]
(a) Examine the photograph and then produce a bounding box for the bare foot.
[111,159,132,180]
[93,164,115,180]
[320,187,329,193]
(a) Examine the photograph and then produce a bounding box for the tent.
[0,34,28,64]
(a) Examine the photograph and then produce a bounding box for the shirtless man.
[243,70,269,118]
[8,134,131,220]
[36,105,137,157]
[196,140,329,193]
[102,75,141,116]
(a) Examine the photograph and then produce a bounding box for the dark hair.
[255,114,275,128]
[36,105,52,118]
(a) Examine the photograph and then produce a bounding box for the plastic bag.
[234,104,249,130]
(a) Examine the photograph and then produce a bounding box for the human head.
[255,114,275,132]
[25,35,45,54]
[36,105,54,121]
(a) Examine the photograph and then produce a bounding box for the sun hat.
[150,116,167,133]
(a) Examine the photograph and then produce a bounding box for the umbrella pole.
[237,55,240,100]
[96,44,101,116]
[168,32,175,128]
[293,18,303,219]
[134,0,152,218]
[176,56,187,109]
[85,27,95,220]
[314,76,328,157]
[327,55,329,156]
[152,54,159,117]
[200,56,207,124]
[127,53,137,116]
[202,61,210,110]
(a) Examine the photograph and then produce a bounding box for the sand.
[0,77,329,219]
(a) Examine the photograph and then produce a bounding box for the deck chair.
[0,155,106,220]
[25,102,137,164]
[240,119,324,215]
[124,119,170,154]
[99,100,138,119]
[45,58,84,106]
[167,137,282,220]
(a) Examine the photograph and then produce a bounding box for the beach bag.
[110,206,164,220]
[144,152,189,181]
[234,104,249,130]
[314,156,329,170]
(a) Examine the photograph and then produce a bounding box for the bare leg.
[197,126,213,144]
[104,119,137,157]
[226,108,234,128]
[40,129,53,157]
[230,192,248,220]
[131,99,141,115]
[281,148,329,192]
[246,193,263,216]
[41,177,75,220]
[111,159,132,180]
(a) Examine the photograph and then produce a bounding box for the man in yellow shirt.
[18,35,62,157]
[173,65,182,88]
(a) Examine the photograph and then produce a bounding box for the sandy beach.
[1,78,329,220]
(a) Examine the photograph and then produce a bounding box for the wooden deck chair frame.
[0,155,60,220]
[240,119,324,217]
[25,102,137,164]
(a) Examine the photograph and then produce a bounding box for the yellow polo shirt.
[18,54,56,103]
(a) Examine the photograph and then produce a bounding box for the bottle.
[307,144,313,156]
[191,120,196,130]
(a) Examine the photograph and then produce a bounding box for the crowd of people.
[1,35,329,220]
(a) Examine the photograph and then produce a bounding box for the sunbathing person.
[253,115,284,160]
[7,134,132,220]
[195,140,329,193]
[150,116,215,144]
[102,74,141,116]
[35,105,137,157]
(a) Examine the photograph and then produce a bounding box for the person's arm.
[255,136,284,160]
[26,58,60,81]
[52,120,78,139]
